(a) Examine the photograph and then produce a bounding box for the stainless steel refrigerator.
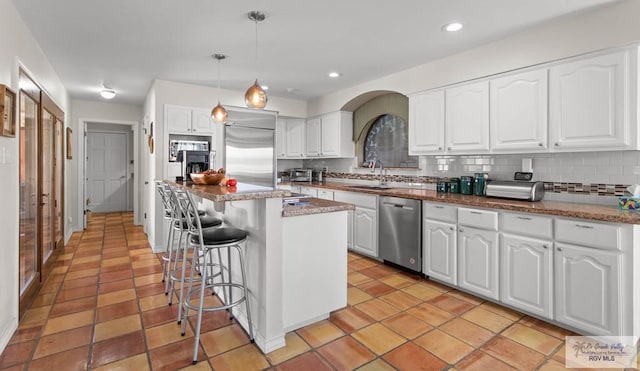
[224,109,277,187]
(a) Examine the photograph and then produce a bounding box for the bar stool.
[174,189,254,364]
[155,180,210,293]
[166,185,223,322]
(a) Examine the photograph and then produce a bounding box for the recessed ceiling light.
[442,22,463,32]
[261,85,269,90]
[328,72,341,78]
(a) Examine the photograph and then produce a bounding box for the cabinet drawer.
[317,190,334,200]
[299,187,318,197]
[502,212,552,239]
[333,191,377,209]
[555,219,622,251]
[423,202,457,223]
[458,208,498,231]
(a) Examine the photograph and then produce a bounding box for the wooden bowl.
[190,173,225,185]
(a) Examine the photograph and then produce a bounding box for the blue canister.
[436,180,450,193]
[474,173,487,196]
[449,178,460,194]
[460,176,474,195]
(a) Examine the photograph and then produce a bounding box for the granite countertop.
[168,181,290,202]
[282,197,354,218]
[290,182,640,225]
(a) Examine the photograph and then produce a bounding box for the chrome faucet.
[369,160,387,187]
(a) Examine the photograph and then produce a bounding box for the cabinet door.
[353,207,377,258]
[191,108,215,134]
[446,81,490,153]
[299,186,318,197]
[166,106,192,133]
[285,119,306,158]
[320,112,341,156]
[500,234,552,319]
[490,69,548,151]
[555,242,621,336]
[458,226,499,300]
[549,50,633,150]
[276,120,287,158]
[409,90,445,154]
[305,117,322,157]
[423,219,457,285]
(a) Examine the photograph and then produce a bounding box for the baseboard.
[0,317,18,355]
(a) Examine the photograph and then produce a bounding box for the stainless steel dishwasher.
[378,196,422,273]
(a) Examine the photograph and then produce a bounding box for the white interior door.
[87,131,129,213]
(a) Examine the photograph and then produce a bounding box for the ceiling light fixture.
[244,11,268,109]
[328,72,341,78]
[211,54,229,124]
[100,86,116,99]
[442,22,463,32]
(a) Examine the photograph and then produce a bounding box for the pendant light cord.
[254,17,259,79]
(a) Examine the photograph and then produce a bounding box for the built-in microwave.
[169,140,209,162]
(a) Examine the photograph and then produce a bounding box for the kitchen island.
[166,181,353,353]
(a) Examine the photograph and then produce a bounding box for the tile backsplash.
[290,151,640,205]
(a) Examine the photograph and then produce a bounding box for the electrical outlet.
[144,213,147,219]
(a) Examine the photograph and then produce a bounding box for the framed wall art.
[0,84,16,137]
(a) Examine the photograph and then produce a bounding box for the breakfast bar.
[167,180,353,353]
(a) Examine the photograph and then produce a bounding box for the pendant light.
[211,54,229,123]
[244,11,268,109]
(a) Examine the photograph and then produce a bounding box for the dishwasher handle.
[383,202,414,211]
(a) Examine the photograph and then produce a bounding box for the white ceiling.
[12,0,618,104]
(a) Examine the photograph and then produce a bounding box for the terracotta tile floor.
[0,212,635,370]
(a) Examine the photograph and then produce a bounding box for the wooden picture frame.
[0,85,16,137]
[66,127,73,159]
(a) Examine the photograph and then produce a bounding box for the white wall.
[0,0,69,354]
[308,0,640,115]
[68,99,142,235]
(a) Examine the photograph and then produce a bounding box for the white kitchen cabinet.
[354,206,377,258]
[285,119,306,158]
[166,105,215,134]
[500,233,553,319]
[305,111,354,158]
[554,242,621,336]
[408,90,445,154]
[490,69,548,152]
[549,50,636,151]
[334,191,378,258]
[458,226,499,300]
[446,81,490,153]
[424,219,457,285]
[276,119,287,158]
[299,186,318,197]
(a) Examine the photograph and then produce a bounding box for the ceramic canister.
[449,177,460,193]
[460,176,474,195]
[437,180,450,193]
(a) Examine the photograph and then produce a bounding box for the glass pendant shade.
[245,79,268,109]
[211,101,228,123]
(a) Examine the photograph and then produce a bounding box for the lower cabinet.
[554,242,621,336]
[353,206,377,257]
[500,233,553,319]
[317,189,334,200]
[423,219,457,285]
[458,226,499,300]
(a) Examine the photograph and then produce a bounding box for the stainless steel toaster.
[485,180,545,201]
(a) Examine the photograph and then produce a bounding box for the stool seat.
[191,227,248,245]
[176,215,222,229]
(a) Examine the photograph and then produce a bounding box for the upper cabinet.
[490,69,548,152]
[408,46,639,155]
[276,119,287,158]
[285,119,306,158]
[305,111,354,158]
[446,81,490,153]
[166,105,215,135]
[409,90,445,154]
[549,50,636,151]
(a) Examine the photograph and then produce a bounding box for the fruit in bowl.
[190,168,226,185]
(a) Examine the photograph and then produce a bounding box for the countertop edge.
[286,182,640,225]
